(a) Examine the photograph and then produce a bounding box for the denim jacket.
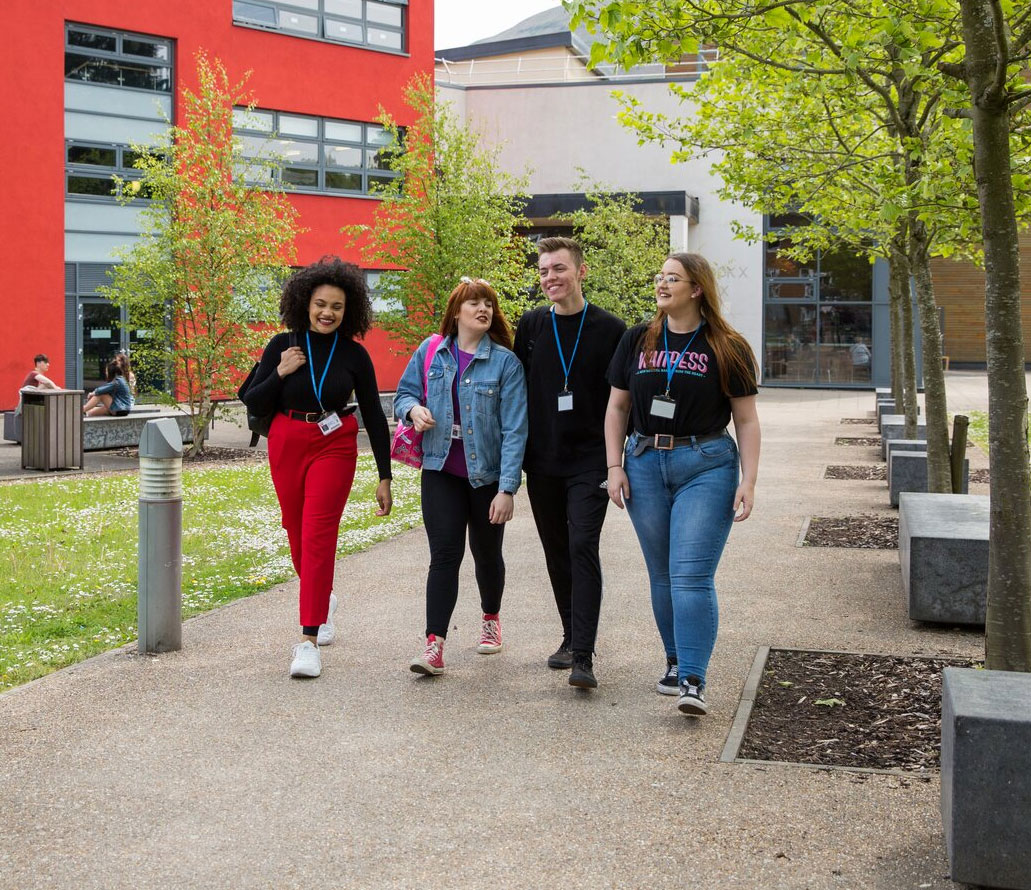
[394,334,528,492]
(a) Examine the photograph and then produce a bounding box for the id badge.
[451,423,462,440]
[317,411,343,435]
[650,395,677,419]
[557,391,574,412]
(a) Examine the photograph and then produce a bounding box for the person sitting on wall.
[22,354,58,391]
[83,359,134,417]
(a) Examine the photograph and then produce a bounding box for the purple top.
[442,346,476,477]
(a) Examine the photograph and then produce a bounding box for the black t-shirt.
[514,303,626,477]
[607,323,757,438]
[242,329,393,479]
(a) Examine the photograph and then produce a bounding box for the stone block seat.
[880,415,927,458]
[899,492,988,624]
[83,407,203,451]
[889,450,969,506]
[942,667,1031,889]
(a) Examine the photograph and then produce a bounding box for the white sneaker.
[317,593,338,646]
[290,641,321,678]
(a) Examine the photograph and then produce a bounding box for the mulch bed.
[835,436,882,446]
[737,649,978,772]
[803,515,898,549]
[824,464,887,480]
[970,468,990,484]
[110,445,265,464]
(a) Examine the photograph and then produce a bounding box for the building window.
[364,270,404,314]
[762,214,873,387]
[234,108,402,196]
[232,0,407,52]
[65,24,173,92]
[65,142,153,200]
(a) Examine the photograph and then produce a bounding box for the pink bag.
[390,334,442,468]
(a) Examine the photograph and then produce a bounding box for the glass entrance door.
[81,301,122,391]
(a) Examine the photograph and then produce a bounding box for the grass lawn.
[0,456,421,691]
[966,411,988,451]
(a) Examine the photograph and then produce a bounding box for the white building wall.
[436,78,764,366]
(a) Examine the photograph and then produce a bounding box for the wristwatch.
[500,489,514,496]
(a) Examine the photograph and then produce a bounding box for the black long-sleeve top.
[243,330,393,480]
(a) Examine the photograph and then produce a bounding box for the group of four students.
[242,237,760,717]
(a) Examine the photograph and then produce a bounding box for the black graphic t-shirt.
[607,323,757,438]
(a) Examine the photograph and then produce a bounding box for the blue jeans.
[624,433,739,685]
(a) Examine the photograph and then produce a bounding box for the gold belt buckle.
[654,433,675,450]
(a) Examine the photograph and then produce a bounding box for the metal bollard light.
[137,418,184,653]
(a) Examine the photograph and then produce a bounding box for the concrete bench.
[889,450,969,506]
[5,405,165,445]
[899,493,988,624]
[881,416,927,458]
[84,410,205,451]
[878,401,921,429]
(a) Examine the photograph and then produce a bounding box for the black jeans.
[422,469,505,638]
[526,470,609,653]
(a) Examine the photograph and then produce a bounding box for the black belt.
[632,429,727,456]
[281,405,357,423]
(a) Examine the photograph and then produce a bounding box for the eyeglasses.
[460,276,491,286]
[654,274,689,286]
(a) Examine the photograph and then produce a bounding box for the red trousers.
[267,413,358,628]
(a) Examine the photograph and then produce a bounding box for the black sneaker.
[547,644,574,670]
[677,675,708,716]
[569,653,597,689]
[657,656,678,695]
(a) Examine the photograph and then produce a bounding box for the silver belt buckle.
[654,433,675,450]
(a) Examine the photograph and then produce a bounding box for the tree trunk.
[889,238,919,438]
[908,225,951,493]
[889,260,903,409]
[959,0,1031,671]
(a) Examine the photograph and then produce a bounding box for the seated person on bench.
[83,359,134,417]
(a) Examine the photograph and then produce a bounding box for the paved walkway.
[0,375,996,889]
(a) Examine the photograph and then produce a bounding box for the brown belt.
[281,406,357,423]
[632,429,727,456]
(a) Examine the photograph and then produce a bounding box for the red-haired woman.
[394,278,528,676]
[604,253,760,717]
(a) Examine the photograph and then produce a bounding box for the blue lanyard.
[305,330,338,410]
[662,319,703,396]
[551,302,589,391]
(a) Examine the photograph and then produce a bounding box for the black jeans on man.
[422,469,504,638]
[526,469,609,653]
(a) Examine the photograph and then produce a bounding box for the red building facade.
[1,0,430,408]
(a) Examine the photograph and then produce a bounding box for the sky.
[434,0,564,50]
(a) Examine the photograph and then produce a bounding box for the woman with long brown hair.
[604,252,760,716]
[394,278,528,676]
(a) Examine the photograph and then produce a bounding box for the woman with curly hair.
[394,277,527,677]
[604,253,760,717]
[242,256,393,679]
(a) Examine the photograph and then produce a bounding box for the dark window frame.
[65,140,154,202]
[65,23,173,93]
[231,0,408,55]
[234,107,403,197]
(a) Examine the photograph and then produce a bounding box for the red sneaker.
[476,613,502,653]
[410,634,445,675]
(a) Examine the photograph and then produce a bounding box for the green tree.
[344,73,535,349]
[562,184,671,325]
[566,0,986,491]
[567,0,1031,669]
[102,52,299,456]
[941,0,1031,671]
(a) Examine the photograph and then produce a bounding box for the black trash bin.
[21,389,84,470]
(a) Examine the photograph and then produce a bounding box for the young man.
[514,237,626,689]
[21,354,58,390]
